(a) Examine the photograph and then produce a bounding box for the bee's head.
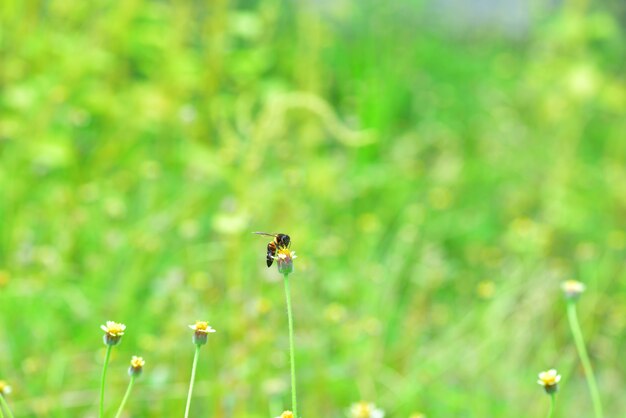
[277,234,291,248]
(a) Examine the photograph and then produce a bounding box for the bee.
[253,232,291,267]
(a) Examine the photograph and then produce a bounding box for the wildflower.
[188,321,216,346]
[349,401,385,418]
[0,380,14,418]
[185,321,215,417]
[564,281,603,418]
[115,357,145,418]
[276,411,294,418]
[129,356,145,377]
[100,321,126,346]
[99,321,126,418]
[538,369,561,394]
[275,247,297,275]
[0,380,11,395]
[561,280,585,300]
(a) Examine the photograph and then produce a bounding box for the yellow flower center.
[195,321,209,331]
[0,380,11,395]
[103,321,126,336]
[353,402,372,418]
[538,369,561,387]
[277,248,292,257]
[541,375,557,385]
[130,356,145,368]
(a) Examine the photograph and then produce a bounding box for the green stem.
[184,345,201,418]
[99,345,113,418]
[114,375,136,418]
[283,273,298,418]
[567,301,604,418]
[0,394,13,418]
[547,392,555,418]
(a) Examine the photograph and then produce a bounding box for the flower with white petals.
[0,380,11,396]
[349,401,385,418]
[276,411,294,418]
[537,369,561,394]
[188,321,216,346]
[274,248,297,275]
[561,280,585,300]
[100,321,126,346]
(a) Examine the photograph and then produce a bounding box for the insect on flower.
[253,232,291,267]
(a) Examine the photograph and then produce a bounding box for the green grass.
[0,1,625,417]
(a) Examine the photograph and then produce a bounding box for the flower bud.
[129,356,145,377]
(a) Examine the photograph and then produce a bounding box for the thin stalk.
[566,301,603,418]
[547,393,555,418]
[114,375,136,418]
[184,345,201,418]
[283,273,298,418]
[0,394,13,418]
[99,345,113,418]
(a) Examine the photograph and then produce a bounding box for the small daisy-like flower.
[537,369,561,394]
[276,411,294,418]
[349,401,385,418]
[188,321,216,346]
[561,280,585,300]
[129,356,145,377]
[100,321,126,346]
[274,247,297,275]
[0,380,11,396]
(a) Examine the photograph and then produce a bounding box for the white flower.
[188,321,216,334]
[100,321,126,346]
[538,369,561,394]
[188,321,216,346]
[349,402,385,418]
[561,280,585,299]
[100,321,126,337]
[274,248,297,275]
[0,380,11,395]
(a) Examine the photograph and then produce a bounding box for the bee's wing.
[252,231,278,237]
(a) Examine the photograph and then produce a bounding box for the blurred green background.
[1,1,625,417]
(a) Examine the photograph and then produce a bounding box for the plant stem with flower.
[185,321,215,418]
[561,280,603,418]
[274,247,299,417]
[0,381,12,418]
[99,321,126,418]
[538,369,560,418]
[115,356,145,418]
